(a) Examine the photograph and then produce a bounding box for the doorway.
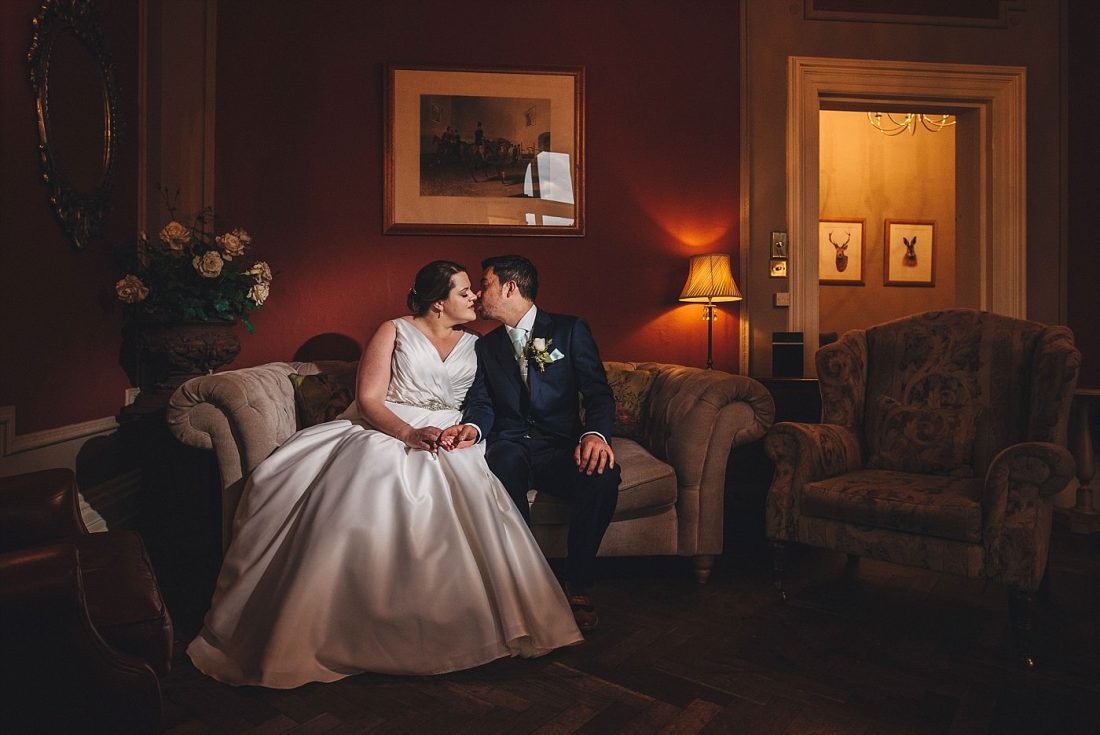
[817,108,981,340]
[783,57,1026,375]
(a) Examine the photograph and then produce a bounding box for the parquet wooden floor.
[156,527,1100,735]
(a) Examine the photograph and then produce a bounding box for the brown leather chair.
[0,468,173,732]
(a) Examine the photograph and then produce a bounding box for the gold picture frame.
[818,218,865,285]
[384,64,585,236]
[884,219,935,286]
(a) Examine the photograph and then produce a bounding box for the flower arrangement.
[114,207,272,332]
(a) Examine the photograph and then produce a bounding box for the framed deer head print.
[884,220,935,286]
[819,218,865,285]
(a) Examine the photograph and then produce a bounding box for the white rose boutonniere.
[525,338,565,372]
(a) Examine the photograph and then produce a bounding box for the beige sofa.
[167,360,774,583]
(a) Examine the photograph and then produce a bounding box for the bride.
[186,260,583,689]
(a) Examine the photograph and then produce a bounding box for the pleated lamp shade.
[679,254,742,303]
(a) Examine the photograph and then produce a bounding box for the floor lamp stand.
[704,302,716,370]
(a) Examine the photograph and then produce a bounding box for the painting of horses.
[419,95,551,198]
[385,65,584,236]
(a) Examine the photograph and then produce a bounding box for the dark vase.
[123,321,242,402]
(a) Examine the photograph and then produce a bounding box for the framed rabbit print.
[884,220,935,286]
[818,218,864,285]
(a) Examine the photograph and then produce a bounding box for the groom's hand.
[439,423,479,450]
[576,434,615,475]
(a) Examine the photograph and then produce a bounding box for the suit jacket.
[464,309,615,445]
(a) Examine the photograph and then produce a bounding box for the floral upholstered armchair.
[764,309,1079,665]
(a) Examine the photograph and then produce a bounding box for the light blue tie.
[507,326,528,380]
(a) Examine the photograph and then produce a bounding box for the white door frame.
[786,57,1026,374]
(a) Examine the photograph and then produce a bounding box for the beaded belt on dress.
[390,398,459,411]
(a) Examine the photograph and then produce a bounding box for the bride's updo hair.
[407,260,467,316]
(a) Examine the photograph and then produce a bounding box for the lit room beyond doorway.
[817,109,980,343]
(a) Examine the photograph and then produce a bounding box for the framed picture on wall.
[818,218,865,285]
[384,64,585,236]
[884,220,935,286]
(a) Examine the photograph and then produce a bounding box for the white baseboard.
[0,405,119,462]
[0,404,131,531]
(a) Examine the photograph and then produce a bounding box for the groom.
[441,255,620,631]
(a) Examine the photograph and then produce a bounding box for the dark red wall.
[0,0,138,433]
[5,0,1094,434]
[214,1,744,374]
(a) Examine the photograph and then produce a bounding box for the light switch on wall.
[770,231,789,259]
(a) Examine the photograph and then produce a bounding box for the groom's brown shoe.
[567,593,599,632]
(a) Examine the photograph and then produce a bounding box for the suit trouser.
[485,437,620,591]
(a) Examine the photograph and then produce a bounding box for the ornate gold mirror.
[28,0,119,250]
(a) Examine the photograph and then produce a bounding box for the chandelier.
[867,112,956,136]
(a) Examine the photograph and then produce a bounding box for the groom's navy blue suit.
[463,309,620,591]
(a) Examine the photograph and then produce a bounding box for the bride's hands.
[439,424,479,451]
[400,426,443,453]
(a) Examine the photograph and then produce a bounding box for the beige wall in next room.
[818,110,975,339]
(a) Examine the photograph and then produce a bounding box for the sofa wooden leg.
[771,541,788,602]
[692,555,715,584]
[1008,588,1037,668]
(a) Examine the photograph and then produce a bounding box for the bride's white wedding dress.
[187,318,582,688]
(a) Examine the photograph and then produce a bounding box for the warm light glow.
[677,253,741,370]
[679,253,742,303]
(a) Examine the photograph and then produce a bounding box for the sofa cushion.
[802,469,983,543]
[605,368,658,441]
[529,437,677,524]
[867,396,979,477]
[289,364,357,428]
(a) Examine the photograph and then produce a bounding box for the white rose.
[192,251,225,278]
[159,221,191,252]
[115,274,149,303]
[531,338,547,352]
[245,260,273,283]
[248,281,270,306]
[216,228,250,260]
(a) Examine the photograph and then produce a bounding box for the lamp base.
[705,303,715,369]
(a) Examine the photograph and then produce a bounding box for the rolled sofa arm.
[167,361,317,492]
[981,441,1075,592]
[764,422,863,540]
[626,362,775,556]
[0,468,86,552]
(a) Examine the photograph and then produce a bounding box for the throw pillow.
[605,368,658,441]
[289,369,356,428]
[867,395,979,477]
